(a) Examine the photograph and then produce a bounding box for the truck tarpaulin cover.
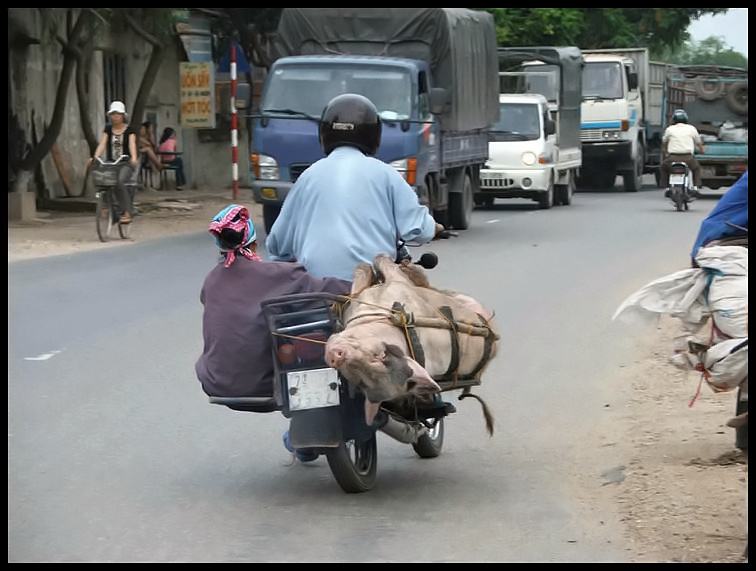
[276,8,499,132]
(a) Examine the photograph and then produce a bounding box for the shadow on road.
[475,202,540,211]
[575,183,659,194]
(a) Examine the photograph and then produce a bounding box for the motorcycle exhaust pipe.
[378,414,427,444]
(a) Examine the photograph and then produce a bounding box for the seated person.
[138,121,163,173]
[195,204,351,401]
[158,127,187,189]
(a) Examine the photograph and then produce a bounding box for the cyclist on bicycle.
[88,101,139,224]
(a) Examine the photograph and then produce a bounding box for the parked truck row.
[248,9,748,231]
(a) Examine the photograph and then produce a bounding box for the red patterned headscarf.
[208,204,262,267]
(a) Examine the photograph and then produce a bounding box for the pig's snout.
[326,346,347,368]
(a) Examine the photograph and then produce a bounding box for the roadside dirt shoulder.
[610,317,747,562]
[8,195,263,263]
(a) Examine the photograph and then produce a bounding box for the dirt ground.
[8,198,748,563]
[7,188,263,263]
[608,317,748,563]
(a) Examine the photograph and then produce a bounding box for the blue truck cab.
[249,8,499,233]
[251,56,441,232]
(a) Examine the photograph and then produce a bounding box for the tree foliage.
[480,8,729,52]
[213,8,284,69]
[653,36,747,68]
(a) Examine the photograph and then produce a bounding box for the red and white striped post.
[230,41,239,200]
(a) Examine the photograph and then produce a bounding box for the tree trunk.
[123,12,167,126]
[75,38,98,156]
[129,44,166,126]
[74,34,98,198]
[11,170,33,195]
[17,10,90,174]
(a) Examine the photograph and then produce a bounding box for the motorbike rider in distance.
[660,109,705,198]
[265,93,444,281]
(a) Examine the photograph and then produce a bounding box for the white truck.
[579,48,670,191]
[478,47,583,209]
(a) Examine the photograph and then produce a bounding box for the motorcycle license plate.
[286,368,340,411]
[669,174,685,185]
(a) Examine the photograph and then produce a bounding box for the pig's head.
[325,332,441,425]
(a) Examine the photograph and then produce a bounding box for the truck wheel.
[695,77,724,101]
[623,145,643,192]
[325,435,378,493]
[433,208,449,227]
[474,197,494,209]
[448,172,473,229]
[555,172,575,206]
[262,204,281,235]
[537,180,554,209]
[725,82,748,115]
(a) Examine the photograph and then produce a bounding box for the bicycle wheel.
[95,190,115,242]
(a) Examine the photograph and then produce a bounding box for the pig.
[325,254,498,426]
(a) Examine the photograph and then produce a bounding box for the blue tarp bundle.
[691,171,748,259]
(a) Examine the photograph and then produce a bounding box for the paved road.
[9,182,712,562]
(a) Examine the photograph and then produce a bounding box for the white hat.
[107,101,127,116]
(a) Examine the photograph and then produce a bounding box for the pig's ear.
[382,344,413,386]
[404,357,441,395]
[351,263,375,296]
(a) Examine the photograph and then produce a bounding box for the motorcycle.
[667,161,694,212]
[209,240,467,493]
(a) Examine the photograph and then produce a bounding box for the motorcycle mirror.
[416,252,438,269]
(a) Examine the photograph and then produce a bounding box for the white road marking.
[486,219,500,224]
[24,350,63,361]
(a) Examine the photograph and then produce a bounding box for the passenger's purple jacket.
[195,257,350,398]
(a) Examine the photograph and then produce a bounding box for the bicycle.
[91,155,137,242]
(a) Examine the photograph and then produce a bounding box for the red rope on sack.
[688,367,708,408]
[689,319,717,408]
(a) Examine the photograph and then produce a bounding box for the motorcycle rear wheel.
[673,188,684,211]
[325,435,378,493]
[412,418,445,458]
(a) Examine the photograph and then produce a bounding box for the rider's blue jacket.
[265,146,437,281]
[691,170,748,260]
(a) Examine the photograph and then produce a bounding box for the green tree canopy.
[480,8,728,52]
[654,36,747,68]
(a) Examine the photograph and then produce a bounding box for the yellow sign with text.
[180,62,216,128]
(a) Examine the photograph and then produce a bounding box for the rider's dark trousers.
[115,163,137,215]
[660,153,702,188]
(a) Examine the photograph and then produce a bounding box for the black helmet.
[319,93,382,156]
[671,109,689,124]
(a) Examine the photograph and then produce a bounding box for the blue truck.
[249,8,499,233]
[667,65,748,191]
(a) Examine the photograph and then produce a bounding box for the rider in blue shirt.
[266,93,442,280]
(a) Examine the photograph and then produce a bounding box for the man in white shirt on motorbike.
[660,108,705,197]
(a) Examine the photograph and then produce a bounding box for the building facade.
[8,8,251,203]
